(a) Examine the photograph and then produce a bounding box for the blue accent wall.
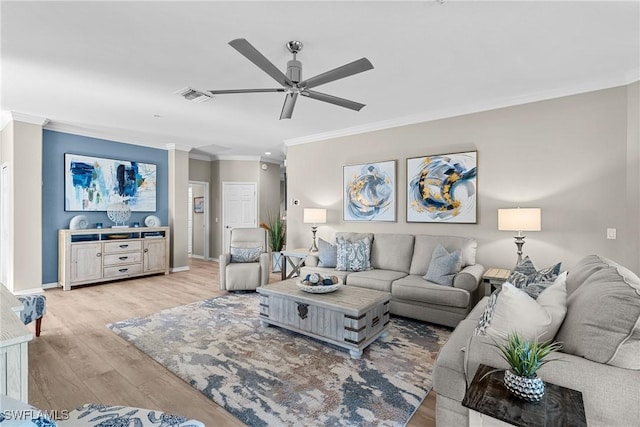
[42,130,169,284]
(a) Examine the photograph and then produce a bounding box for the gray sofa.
[433,255,640,426]
[301,232,485,327]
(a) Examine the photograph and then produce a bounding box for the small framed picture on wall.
[193,197,204,213]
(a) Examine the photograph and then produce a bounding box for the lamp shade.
[498,208,541,232]
[303,208,327,224]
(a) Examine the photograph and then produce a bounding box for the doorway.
[222,182,257,253]
[188,181,209,259]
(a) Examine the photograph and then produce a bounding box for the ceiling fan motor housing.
[287,59,302,83]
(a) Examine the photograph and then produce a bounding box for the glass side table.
[462,364,587,427]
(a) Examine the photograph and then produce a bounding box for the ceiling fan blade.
[302,90,366,111]
[208,88,285,95]
[229,38,293,88]
[300,58,373,90]
[280,92,298,120]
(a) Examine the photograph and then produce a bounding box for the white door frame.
[0,163,8,288]
[222,181,258,254]
[188,180,210,260]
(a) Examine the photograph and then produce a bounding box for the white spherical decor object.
[107,202,131,227]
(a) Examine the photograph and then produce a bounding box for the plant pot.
[503,369,545,402]
[271,252,283,273]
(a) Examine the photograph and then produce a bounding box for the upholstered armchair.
[219,228,270,291]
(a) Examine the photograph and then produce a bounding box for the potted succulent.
[260,211,286,272]
[493,332,563,402]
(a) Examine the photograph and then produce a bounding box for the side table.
[462,364,586,427]
[280,248,313,280]
[482,268,511,296]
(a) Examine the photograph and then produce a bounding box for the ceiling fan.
[188,38,374,120]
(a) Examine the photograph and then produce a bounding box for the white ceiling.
[2,1,638,163]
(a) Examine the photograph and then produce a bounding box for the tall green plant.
[494,332,563,378]
[260,211,286,252]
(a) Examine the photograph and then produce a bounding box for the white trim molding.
[170,266,190,273]
[1,111,49,130]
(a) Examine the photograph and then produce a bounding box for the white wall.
[286,84,640,273]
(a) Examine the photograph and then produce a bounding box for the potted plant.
[493,332,563,402]
[260,211,286,272]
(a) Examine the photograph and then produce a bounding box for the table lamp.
[498,207,541,264]
[303,208,326,252]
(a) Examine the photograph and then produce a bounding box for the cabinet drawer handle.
[97,253,102,257]
[118,268,128,273]
[119,244,129,248]
[144,248,149,253]
[119,256,128,260]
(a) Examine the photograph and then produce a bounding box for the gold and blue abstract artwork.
[407,151,477,223]
[65,153,157,212]
[343,160,396,222]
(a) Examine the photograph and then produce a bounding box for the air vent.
[176,87,213,103]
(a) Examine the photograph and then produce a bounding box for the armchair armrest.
[219,253,230,290]
[258,252,270,286]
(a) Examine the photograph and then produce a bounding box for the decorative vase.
[503,369,545,402]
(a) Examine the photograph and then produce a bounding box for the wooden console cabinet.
[59,227,170,291]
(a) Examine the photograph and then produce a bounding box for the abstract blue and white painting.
[343,160,396,222]
[407,151,477,223]
[65,154,157,211]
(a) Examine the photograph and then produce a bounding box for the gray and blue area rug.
[107,294,450,427]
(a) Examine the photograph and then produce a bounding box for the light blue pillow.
[424,244,462,286]
[317,238,337,268]
[336,238,371,272]
[230,246,262,263]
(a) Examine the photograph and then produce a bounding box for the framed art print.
[65,153,157,212]
[194,197,205,213]
[343,160,396,222]
[406,151,477,223]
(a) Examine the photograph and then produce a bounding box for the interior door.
[222,182,257,253]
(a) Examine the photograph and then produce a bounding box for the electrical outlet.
[607,228,616,240]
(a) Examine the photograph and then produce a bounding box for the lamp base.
[309,226,318,252]
[514,235,526,265]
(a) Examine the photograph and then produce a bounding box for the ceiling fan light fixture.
[176,87,213,103]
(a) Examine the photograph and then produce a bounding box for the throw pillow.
[474,288,501,336]
[424,244,462,286]
[482,272,568,343]
[230,246,262,263]
[507,259,562,289]
[336,238,371,272]
[317,238,337,268]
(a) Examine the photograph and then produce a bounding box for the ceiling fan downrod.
[286,41,303,83]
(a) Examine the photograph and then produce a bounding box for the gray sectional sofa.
[301,232,485,327]
[433,255,640,426]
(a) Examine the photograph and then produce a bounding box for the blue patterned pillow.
[424,244,462,286]
[317,238,337,268]
[230,246,262,263]
[475,288,500,335]
[336,238,371,272]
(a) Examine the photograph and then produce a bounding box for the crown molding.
[188,153,213,161]
[214,155,261,161]
[285,75,639,147]
[1,111,49,130]
[165,143,193,152]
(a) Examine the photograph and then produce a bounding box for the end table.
[482,268,511,296]
[462,364,586,427]
[279,248,313,280]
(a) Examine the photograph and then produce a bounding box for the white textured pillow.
[485,272,568,343]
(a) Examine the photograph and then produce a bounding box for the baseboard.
[171,266,190,273]
[189,254,205,260]
[42,282,59,290]
[13,286,48,295]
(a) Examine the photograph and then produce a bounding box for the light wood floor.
[28,258,436,426]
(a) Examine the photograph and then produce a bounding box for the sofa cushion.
[481,274,568,343]
[370,233,414,273]
[336,237,371,271]
[317,238,337,268]
[346,269,407,292]
[565,254,611,296]
[424,244,462,286]
[392,275,471,308]
[409,235,477,276]
[336,231,373,244]
[230,246,262,263]
[555,260,640,369]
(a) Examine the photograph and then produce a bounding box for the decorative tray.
[296,282,342,294]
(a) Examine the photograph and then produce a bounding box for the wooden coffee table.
[256,279,391,359]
